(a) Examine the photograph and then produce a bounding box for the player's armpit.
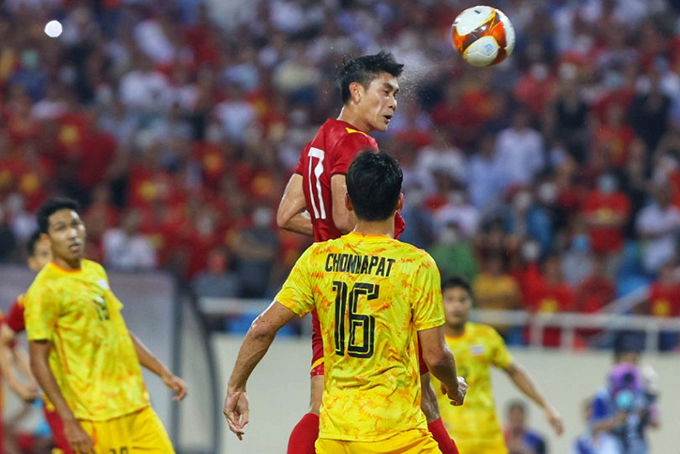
[277,174,314,236]
[331,174,355,233]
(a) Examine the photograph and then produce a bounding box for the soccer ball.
[452,5,515,67]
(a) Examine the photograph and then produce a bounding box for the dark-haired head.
[26,230,52,271]
[37,197,80,234]
[442,276,472,294]
[338,52,404,104]
[442,276,473,330]
[36,197,85,269]
[347,151,403,222]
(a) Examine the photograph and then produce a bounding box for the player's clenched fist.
[442,376,468,406]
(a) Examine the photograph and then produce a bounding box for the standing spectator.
[467,133,507,210]
[581,173,630,275]
[636,183,680,275]
[192,247,241,298]
[628,74,671,153]
[231,205,278,298]
[495,110,545,187]
[505,400,549,454]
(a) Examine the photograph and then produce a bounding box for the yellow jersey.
[25,260,149,421]
[431,322,513,453]
[276,232,445,442]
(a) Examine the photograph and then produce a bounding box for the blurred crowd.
[1,0,680,349]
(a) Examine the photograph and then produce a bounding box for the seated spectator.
[644,261,680,351]
[505,187,554,259]
[636,182,680,275]
[494,110,545,187]
[575,255,616,346]
[428,221,478,284]
[525,254,576,348]
[561,232,594,287]
[504,399,549,454]
[581,172,630,276]
[231,205,279,298]
[192,247,241,298]
[474,254,522,343]
[102,210,157,271]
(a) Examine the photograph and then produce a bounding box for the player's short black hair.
[442,276,472,294]
[347,151,402,222]
[37,197,80,234]
[337,52,404,104]
[26,230,43,256]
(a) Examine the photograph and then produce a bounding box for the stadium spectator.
[504,400,549,454]
[103,210,157,271]
[643,261,680,351]
[635,183,680,275]
[428,220,478,284]
[192,247,241,299]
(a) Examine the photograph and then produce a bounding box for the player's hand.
[63,419,94,454]
[545,405,564,436]
[15,381,39,403]
[162,372,188,401]
[223,388,249,440]
[442,376,468,406]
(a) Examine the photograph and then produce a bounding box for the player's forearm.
[280,212,314,236]
[15,348,35,381]
[425,351,459,393]
[227,324,277,391]
[0,345,26,393]
[420,373,441,423]
[29,346,76,422]
[130,332,171,378]
[507,363,549,409]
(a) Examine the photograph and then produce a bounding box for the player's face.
[443,287,472,328]
[47,209,86,264]
[358,72,399,132]
[27,237,52,271]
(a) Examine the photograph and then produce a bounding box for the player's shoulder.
[82,259,106,274]
[327,120,376,149]
[398,242,438,267]
[467,322,503,340]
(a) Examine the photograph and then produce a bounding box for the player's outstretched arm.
[129,332,187,401]
[0,324,38,402]
[29,340,94,454]
[504,362,564,436]
[277,174,314,236]
[224,301,297,440]
[419,326,467,406]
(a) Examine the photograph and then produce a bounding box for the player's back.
[304,232,444,441]
[295,119,378,242]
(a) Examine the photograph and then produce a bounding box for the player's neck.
[52,256,82,271]
[353,218,395,238]
[445,323,466,337]
[337,108,371,134]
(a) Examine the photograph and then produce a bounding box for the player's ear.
[40,232,50,242]
[396,193,404,212]
[345,193,354,212]
[349,82,362,103]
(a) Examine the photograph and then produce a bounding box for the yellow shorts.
[315,429,440,454]
[79,406,174,454]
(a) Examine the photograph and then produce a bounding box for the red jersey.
[647,283,680,318]
[294,119,379,242]
[6,295,25,333]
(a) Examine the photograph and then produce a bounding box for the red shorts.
[310,309,324,376]
[43,405,73,454]
[310,309,428,376]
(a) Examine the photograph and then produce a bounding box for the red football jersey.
[6,296,25,333]
[294,119,379,242]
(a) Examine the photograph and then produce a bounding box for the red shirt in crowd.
[647,283,680,318]
[581,190,630,254]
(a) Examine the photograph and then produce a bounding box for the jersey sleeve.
[275,246,317,317]
[24,281,59,341]
[330,133,377,176]
[6,299,26,333]
[410,254,445,331]
[489,326,514,369]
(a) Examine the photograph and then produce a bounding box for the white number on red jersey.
[308,147,327,219]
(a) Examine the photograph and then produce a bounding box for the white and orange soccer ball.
[452,5,516,67]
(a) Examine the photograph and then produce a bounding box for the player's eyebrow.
[383,82,399,94]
